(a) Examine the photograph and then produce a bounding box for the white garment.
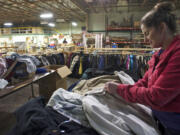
[83,88,160,135]
[17,58,36,73]
[115,71,135,85]
[70,55,79,71]
[0,79,8,89]
[0,58,7,77]
[47,72,160,135]
[47,88,90,127]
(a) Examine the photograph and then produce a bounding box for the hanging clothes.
[70,55,79,72]
[40,55,50,66]
[58,53,65,65]
[130,55,134,71]
[68,52,152,79]
[98,55,105,70]
[0,58,7,77]
[126,55,130,70]
[78,57,83,75]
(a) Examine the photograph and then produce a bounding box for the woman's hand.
[104,82,119,95]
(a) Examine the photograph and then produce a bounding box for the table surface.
[0,70,55,98]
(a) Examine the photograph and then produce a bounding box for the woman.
[104,2,180,135]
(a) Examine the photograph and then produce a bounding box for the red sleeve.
[134,71,148,87]
[117,49,180,108]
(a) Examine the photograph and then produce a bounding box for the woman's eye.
[145,32,149,36]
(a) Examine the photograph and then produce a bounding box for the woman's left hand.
[104,82,119,95]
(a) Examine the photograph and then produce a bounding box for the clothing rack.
[71,51,152,56]
[75,47,158,51]
[94,52,153,56]
[70,47,157,56]
[87,48,157,51]
[68,48,152,79]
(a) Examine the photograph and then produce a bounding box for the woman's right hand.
[104,82,119,95]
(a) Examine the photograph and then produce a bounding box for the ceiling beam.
[0,1,32,17]
[38,0,70,20]
[98,0,108,13]
[84,0,98,13]
[24,0,66,22]
[8,0,44,15]
[69,0,88,13]
[55,0,86,21]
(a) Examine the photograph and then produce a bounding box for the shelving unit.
[106,26,147,45]
[0,46,18,54]
[105,14,150,48]
[71,34,82,45]
[0,27,45,35]
[106,41,149,45]
[106,27,141,31]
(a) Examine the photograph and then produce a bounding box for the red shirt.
[117,35,180,112]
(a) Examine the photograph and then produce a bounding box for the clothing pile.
[2,53,40,84]
[0,52,66,86]
[8,71,160,135]
[47,71,160,135]
[7,97,99,135]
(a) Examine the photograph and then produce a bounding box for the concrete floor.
[0,77,78,135]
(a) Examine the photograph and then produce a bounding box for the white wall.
[88,13,106,31]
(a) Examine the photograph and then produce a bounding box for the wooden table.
[0,70,55,99]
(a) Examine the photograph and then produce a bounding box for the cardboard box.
[38,65,71,101]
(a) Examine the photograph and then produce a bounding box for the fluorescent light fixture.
[48,23,55,27]
[4,22,13,26]
[85,0,93,2]
[56,19,65,23]
[72,22,77,27]
[40,13,53,18]
[40,21,48,24]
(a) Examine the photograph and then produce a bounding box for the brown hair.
[141,2,176,33]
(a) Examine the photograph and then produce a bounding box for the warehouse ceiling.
[83,0,180,12]
[0,0,179,27]
[0,0,87,26]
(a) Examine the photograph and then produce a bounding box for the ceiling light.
[72,22,77,27]
[4,22,13,26]
[48,23,55,27]
[85,0,93,2]
[56,19,65,23]
[28,0,38,2]
[40,13,53,19]
[40,21,48,24]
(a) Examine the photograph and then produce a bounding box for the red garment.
[117,35,180,112]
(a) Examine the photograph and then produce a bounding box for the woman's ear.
[159,22,168,43]
[160,22,167,33]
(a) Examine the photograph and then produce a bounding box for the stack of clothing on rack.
[39,53,65,66]
[68,52,151,79]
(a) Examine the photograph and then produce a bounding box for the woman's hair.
[141,2,176,33]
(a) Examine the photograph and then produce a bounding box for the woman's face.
[141,24,163,48]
